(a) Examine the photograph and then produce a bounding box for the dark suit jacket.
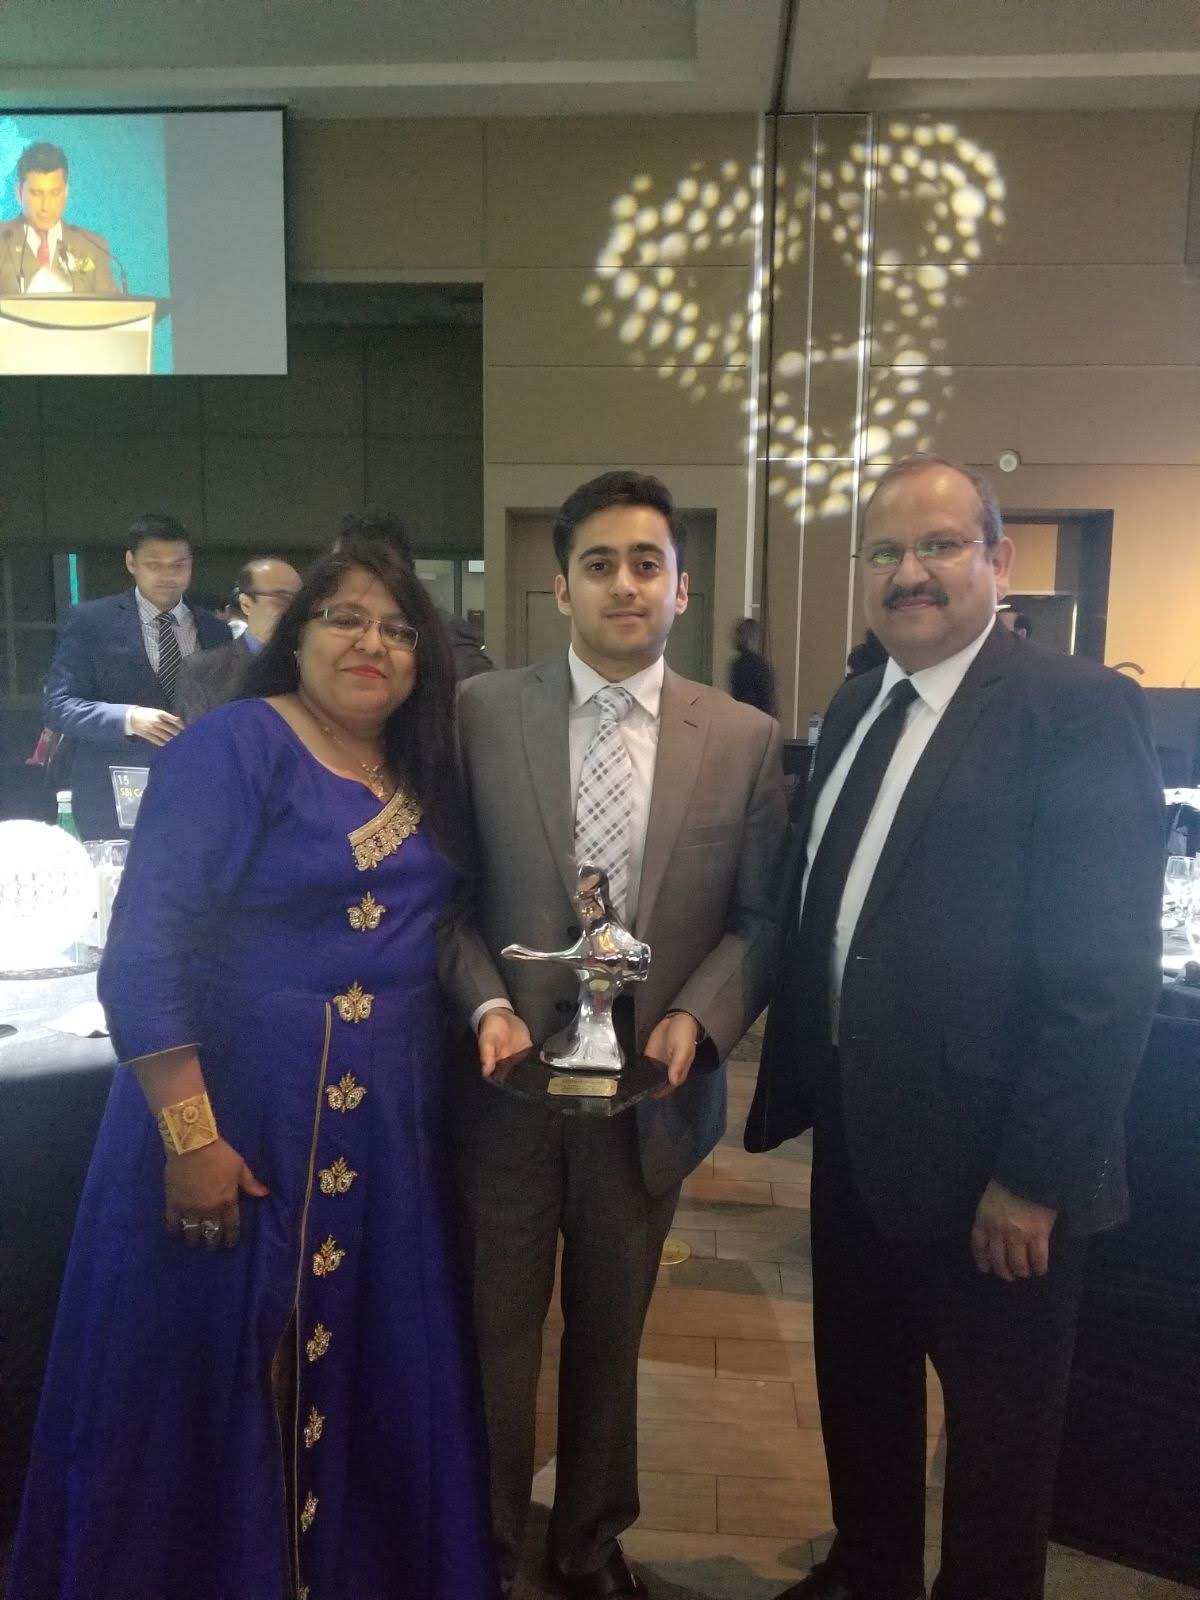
[441,657,788,1196]
[437,606,495,682]
[745,626,1164,1240]
[0,220,120,295]
[177,634,254,724]
[43,591,229,839]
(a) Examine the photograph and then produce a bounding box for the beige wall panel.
[873,265,1200,368]
[288,119,485,273]
[202,329,363,437]
[485,266,753,369]
[1005,522,1059,592]
[872,112,1192,266]
[990,464,1200,685]
[486,367,748,467]
[366,326,482,439]
[485,116,759,269]
[203,436,364,546]
[0,434,46,538]
[867,366,1023,465]
[365,435,483,549]
[1014,368,1200,466]
[43,437,203,544]
[36,377,202,436]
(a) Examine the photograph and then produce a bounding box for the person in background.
[845,629,888,678]
[729,616,778,716]
[333,510,494,681]
[178,557,302,722]
[747,453,1162,1600]
[42,512,229,839]
[0,141,121,295]
[9,536,497,1600]
[998,607,1033,640]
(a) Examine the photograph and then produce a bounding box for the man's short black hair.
[552,471,688,578]
[127,512,191,553]
[17,142,68,183]
[863,453,1004,547]
[335,509,414,565]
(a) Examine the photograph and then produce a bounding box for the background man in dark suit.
[746,453,1163,1600]
[177,555,301,722]
[442,471,787,1599]
[0,141,121,295]
[43,513,228,839]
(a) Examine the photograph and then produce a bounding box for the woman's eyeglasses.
[312,607,419,652]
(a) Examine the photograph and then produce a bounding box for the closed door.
[505,508,714,680]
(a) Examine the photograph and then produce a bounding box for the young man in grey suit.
[442,471,787,1599]
[0,141,122,295]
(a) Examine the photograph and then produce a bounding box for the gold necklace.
[296,693,393,801]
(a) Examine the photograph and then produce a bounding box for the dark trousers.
[811,1091,1086,1600]
[456,1078,678,1585]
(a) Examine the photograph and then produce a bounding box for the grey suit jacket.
[0,220,120,295]
[177,635,254,723]
[441,655,788,1195]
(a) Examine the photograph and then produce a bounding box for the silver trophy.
[497,866,661,1112]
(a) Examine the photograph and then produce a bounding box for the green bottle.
[56,790,80,841]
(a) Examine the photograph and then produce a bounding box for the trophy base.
[487,1050,669,1117]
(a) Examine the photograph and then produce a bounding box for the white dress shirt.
[122,589,200,736]
[802,617,995,1033]
[472,646,666,1030]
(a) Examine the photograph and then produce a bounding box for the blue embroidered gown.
[8,700,497,1600]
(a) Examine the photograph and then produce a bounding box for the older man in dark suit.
[442,471,787,1599]
[44,513,228,839]
[177,556,301,722]
[747,454,1163,1600]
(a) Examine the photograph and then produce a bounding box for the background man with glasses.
[747,453,1164,1600]
[178,556,302,722]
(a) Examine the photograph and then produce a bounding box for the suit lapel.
[855,625,1015,936]
[520,657,578,907]
[780,669,883,920]
[636,669,707,937]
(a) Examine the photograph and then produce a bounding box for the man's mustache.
[885,583,948,609]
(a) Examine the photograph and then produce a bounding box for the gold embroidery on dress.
[348,787,422,872]
[311,1236,345,1277]
[305,1323,332,1362]
[318,1155,358,1196]
[326,1072,366,1112]
[347,891,386,931]
[300,1492,318,1532]
[303,1405,325,1449]
[334,982,373,1023]
[298,1588,310,1600]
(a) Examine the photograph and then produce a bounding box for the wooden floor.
[516,1026,1196,1600]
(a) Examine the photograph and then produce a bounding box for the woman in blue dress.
[8,539,498,1600]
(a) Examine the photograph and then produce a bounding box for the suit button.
[565,924,580,939]
[555,1000,574,1016]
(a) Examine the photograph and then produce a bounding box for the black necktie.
[791,677,919,1052]
[156,611,183,709]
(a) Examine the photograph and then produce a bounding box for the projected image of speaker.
[0,107,286,376]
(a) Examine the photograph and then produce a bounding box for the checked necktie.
[791,677,919,1052]
[156,611,183,710]
[574,685,635,919]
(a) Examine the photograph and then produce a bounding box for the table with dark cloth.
[1051,981,1200,1587]
[0,1019,115,1539]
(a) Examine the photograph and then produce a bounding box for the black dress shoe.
[773,1560,925,1600]
[552,1544,648,1598]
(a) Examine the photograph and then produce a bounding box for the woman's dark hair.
[238,535,466,861]
[552,470,688,577]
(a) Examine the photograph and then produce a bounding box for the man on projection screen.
[0,141,122,295]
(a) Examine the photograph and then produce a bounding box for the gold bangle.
[156,1092,219,1155]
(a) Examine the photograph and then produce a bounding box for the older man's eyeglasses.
[313,606,419,652]
[853,536,988,573]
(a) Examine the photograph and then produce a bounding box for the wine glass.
[1163,855,1194,929]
